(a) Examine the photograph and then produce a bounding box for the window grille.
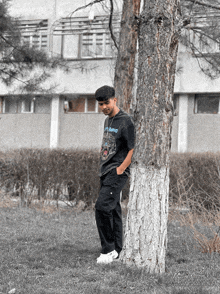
[52,15,120,59]
[19,19,48,50]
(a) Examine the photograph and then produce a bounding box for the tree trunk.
[122,166,169,272]
[114,0,141,113]
[121,0,180,273]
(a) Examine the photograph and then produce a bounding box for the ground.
[0,197,220,294]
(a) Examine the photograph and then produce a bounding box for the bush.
[1,150,220,210]
[0,149,100,207]
[169,152,220,211]
[0,148,130,207]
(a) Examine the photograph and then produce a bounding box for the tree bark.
[122,166,169,272]
[114,0,141,113]
[120,0,180,273]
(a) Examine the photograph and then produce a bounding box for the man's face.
[98,97,117,116]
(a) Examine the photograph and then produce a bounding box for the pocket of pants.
[102,168,118,185]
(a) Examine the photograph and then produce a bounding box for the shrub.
[0,148,130,207]
[0,149,100,206]
[1,150,220,210]
[169,152,220,211]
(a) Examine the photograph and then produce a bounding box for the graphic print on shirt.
[100,132,116,161]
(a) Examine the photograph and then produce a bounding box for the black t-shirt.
[99,109,135,177]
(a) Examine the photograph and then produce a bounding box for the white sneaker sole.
[96,250,118,264]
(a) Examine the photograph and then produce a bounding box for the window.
[173,94,179,116]
[67,96,98,113]
[69,97,85,112]
[52,15,120,59]
[86,97,97,112]
[81,32,112,58]
[21,99,35,113]
[2,97,17,114]
[0,96,37,113]
[34,96,51,114]
[195,94,220,114]
[81,33,93,57]
[19,19,48,51]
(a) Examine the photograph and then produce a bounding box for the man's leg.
[112,200,123,255]
[95,209,114,254]
[112,177,127,256]
[95,169,127,259]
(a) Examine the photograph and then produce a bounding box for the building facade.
[0,0,220,152]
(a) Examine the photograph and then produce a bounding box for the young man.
[95,85,135,264]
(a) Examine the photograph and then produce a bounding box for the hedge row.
[0,149,220,209]
[0,149,101,206]
[170,152,220,210]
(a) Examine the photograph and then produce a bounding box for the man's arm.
[116,149,134,175]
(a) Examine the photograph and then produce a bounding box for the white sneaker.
[108,250,118,259]
[97,250,118,264]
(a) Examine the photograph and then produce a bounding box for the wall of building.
[9,0,122,19]
[8,0,220,97]
[188,114,220,152]
[1,94,220,153]
[0,113,51,150]
[174,49,220,94]
[50,60,115,94]
[0,97,52,150]
[59,112,105,150]
[187,95,220,152]
[2,1,220,153]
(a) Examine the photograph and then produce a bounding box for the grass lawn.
[1,197,220,294]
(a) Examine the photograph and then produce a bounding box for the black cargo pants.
[95,168,128,255]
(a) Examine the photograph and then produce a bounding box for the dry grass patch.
[0,192,17,208]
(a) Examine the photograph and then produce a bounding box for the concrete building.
[0,0,220,152]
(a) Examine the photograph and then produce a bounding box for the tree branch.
[191,27,220,46]
[0,67,30,86]
[185,0,220,10]
[189,40,220,78]
[109,0,118,50]
[69,0,105,18]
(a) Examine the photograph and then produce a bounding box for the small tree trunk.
[19,184,25,207]
[121,0,180,273]
[114,0,141,113]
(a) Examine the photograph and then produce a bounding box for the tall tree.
[72,0,220,273]
[118,0,180,273]
[116,0,220,273]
